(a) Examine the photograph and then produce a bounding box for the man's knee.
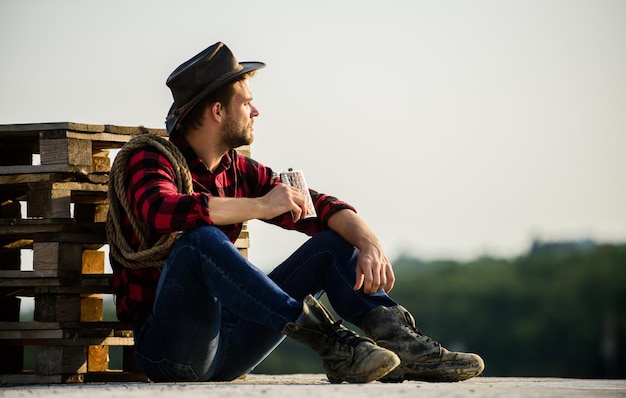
[179,225,232,247]
[315,230,359,262]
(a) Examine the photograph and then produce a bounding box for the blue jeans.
[133,226,397,381]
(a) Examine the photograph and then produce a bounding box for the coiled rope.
[106,131,193,269]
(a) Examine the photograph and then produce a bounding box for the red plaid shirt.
[111,134,355,328]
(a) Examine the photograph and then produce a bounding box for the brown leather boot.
[361,305,484,382]
[282,295,400,384]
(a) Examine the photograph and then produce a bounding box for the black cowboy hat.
[165,42,265,133]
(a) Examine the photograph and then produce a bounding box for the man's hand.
[327,209,395,294]
[353,242,395,294]
[260,183,308,221]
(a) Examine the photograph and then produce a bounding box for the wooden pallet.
[0,122,250,385]
[0,122,162,173]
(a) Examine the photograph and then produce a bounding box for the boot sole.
[380,356,485,383]
[327,354,401,384]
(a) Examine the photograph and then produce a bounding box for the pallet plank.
[33,242,83,272]
[0,122,107,134]
[34,294,81,322]
[0,164,91,175]
[35,345,86,375]
[0,373,67,385]
[40,138,92,168]
[0,173,108,186]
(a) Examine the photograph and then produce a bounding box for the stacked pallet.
[0,122,250,384]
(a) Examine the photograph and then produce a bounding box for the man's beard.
[221,114,254,149]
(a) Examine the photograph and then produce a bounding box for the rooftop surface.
[2,375,625,398]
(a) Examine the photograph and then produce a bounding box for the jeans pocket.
[135,351,200,382]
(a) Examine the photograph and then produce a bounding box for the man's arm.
[208,183,309,225]
[327,209,395,294]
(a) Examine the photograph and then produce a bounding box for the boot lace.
[319,320,364,347]
[403,312,443,352]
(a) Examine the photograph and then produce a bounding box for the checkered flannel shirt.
[111,134,355,328]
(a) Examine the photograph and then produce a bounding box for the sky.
[1,0,625,271]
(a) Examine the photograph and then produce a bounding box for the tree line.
[254,240,626,378]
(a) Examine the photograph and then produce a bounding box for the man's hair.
[178,71,256,134]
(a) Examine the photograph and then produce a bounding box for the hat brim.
[166,61,265,134]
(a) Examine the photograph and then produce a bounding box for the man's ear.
[207,102,223,122]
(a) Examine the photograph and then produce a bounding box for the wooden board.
[0,122,167,136]
[0,370,148,385]
[0,373,72,385]
[0,164,93,175]
[0,219,106,242]
[0,272,113,295]
[0,321,134,344]
[0,172,108,186]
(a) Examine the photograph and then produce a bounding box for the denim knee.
[178,225,232,248]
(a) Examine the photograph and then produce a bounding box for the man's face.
[220,79,259,149]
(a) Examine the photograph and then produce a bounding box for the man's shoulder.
[121,143,180,177]
[128,143,172,161]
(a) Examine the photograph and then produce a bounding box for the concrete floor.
[2,375,625,398]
